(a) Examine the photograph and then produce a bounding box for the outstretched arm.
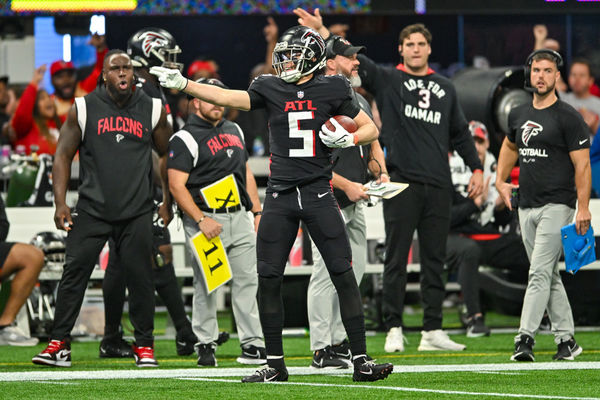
[150,67,252,111]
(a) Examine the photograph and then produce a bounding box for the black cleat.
[215,331,230,346]
[242,365,289,383]
[237,345,267,365]
[511,334,535,362]
[553,338,582,361]
[352,357,393,382]
[311,346,349,369]
[466,315,491,338]
[330,339,352,361]
[175,327,198,356]
[196,343,217,367]
[99,337,134,358]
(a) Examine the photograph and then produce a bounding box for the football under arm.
[353,109,379,146]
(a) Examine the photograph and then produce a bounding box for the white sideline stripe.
[1,362,599,382]
[180,377,600,400]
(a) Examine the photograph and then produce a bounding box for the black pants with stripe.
[51,209,155,346]
[257,180,367,360]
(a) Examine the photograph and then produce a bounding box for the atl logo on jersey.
[521,120,543,146]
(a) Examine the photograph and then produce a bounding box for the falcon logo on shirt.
[227,149,234,158]
[116,134,124,143]
[521,120,543,146]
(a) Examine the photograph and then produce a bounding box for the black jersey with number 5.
[248,74,360,191]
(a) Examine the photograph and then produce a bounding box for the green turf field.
[2,313,600,400]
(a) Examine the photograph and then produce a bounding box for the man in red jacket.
[51,34,108,121]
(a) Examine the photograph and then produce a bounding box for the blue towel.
[561,223,596,275]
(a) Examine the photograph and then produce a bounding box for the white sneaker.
[0,326,39,347]
[384,327,406,352]
[418,330,466,351]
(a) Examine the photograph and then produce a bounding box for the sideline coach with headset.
[496,48,591,362]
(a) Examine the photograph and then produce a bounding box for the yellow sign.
[12,0,137,12]
[200,174,241,210]
[189,232,231,294]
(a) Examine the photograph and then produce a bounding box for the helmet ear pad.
[272,25,326,83]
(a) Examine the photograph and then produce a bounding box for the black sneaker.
[175,327,198,356]
[215,331,230,346]
[353,356,393,382]
[511,334,535,362]
[553,338,583,361]
[242,365,289,383]
[466,315,491,338]
[32,339,71,367]
[237,345,267,365]
[331,339,352,361]
[99,337,134,358]
[311,346,349,369]
[196,343,217,367]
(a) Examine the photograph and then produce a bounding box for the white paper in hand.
[365,181,409,199]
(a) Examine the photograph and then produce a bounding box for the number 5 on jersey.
[288,111,315,157]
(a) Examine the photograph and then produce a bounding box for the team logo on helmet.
[137,31,171,58]
[301,29,325,54]
[521,120,543,146]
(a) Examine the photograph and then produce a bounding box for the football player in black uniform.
[98,27,198,359]
[151,26,393,382]
[33,50,172,368]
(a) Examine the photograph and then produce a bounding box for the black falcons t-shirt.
[248,74,360,191]
[507,100,590,208]
[167,114,252,210]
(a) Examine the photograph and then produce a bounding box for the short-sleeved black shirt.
[248,74,360,191]
[507,100,590,208]
[167,114,252,210]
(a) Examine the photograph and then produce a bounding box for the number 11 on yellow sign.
[188,232,232,294]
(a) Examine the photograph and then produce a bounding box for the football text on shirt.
[403,78,445,125]
[97,116,143,137]
[518,120,548,162]
[207,133,244,156]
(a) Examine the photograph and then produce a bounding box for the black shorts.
[0,242,16,271]
[257,180,352,278]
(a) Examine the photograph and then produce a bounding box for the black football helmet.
[272,26,326,83]
[127,27,183,71]
[30,231,66,271]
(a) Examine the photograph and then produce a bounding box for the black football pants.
[51,210,155,346]
[256,181,366,359]
[382,180,452,331]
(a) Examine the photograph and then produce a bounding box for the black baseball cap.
[187,77,228,100]
[326,35,365,59]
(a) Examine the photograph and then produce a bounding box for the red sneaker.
[132,343,158,367]
[32,339,71,367]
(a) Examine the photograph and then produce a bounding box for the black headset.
[524,48,563,89]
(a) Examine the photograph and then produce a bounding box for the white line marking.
[34,381,80,385]
[180,377,600,400]
[1,362,599,382]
